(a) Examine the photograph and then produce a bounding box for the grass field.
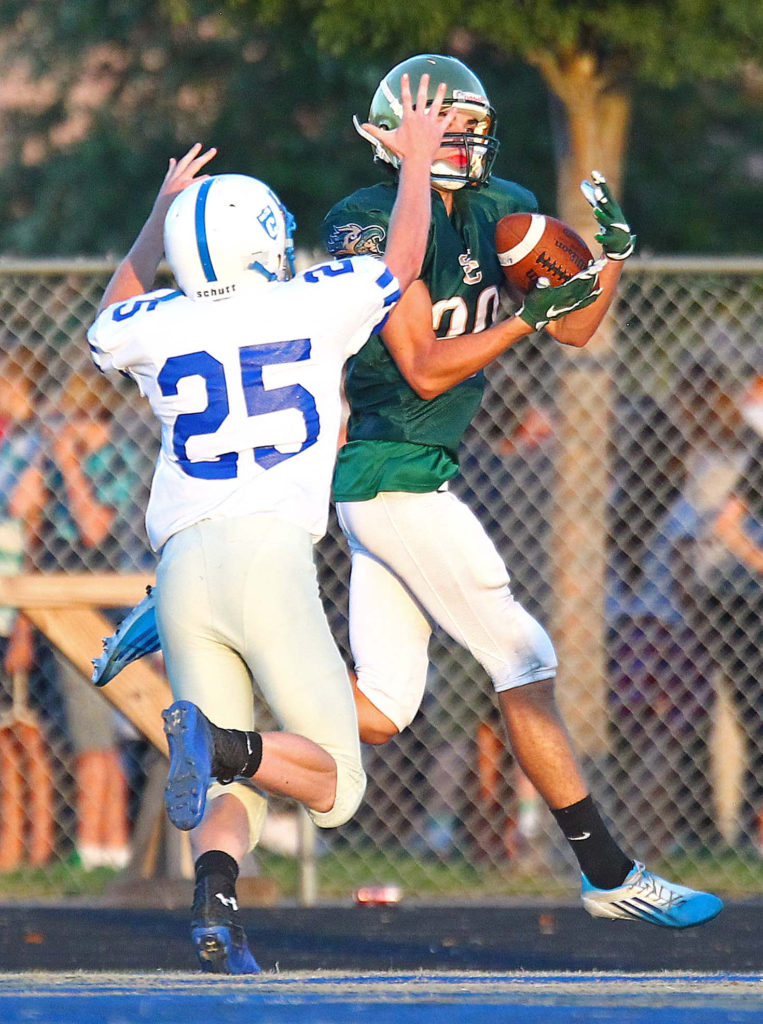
[0,847,760,904]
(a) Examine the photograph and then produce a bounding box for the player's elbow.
[546,322,593,348]
[409,379,445,401]
[401,365,448,400]
[411,379,442,400]
[556,332,591,349]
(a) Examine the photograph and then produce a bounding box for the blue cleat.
[191,874,260,974]
[162,701,214,831]
[581,861,723,928]
[91,586,161,687]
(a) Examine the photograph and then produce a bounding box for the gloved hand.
[580,170,636,261]
[517,258,605,331]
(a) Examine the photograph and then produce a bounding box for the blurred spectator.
[0,343,57,870]
[707,374,763,855]
[605,391,721,859]
[676,348,760,854]
[452,379,557,868]
[40,367,151,869]
[0,345,46,676]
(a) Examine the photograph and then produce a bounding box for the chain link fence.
[0,257,761,902]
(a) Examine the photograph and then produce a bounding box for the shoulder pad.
[480,176,539,214]
[322,184,395,257]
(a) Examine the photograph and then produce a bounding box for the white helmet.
[163,174,296,301]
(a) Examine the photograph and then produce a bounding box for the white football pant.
[337,489,557,732]
[155,514,366,849]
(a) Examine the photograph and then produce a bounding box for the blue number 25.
[158,340,319,480]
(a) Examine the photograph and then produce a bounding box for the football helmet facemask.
[357,54,499,190]
[163,174,296,301]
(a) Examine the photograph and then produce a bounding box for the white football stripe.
[497,214,547,266]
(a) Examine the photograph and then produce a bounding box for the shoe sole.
[162,702,212,831]
[191,926,260,974]
[583,894,723,928]
[92,595,160,686]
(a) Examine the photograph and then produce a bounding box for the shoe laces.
[628,863,686,909]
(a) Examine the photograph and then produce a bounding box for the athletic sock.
[550,795,633,890]
[209,724,263,783]
[194,849,239,887]
[192,851,241,929]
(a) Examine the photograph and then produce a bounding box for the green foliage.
[628,77,763,255]
[243,0,763,87]
[0,1,759,255]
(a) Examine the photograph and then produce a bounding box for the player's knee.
[354,679,419,743]
[309,754,366,829]
[359,717,399,745]
[500,675,557,711]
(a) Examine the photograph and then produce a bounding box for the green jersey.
[322,176,537,501]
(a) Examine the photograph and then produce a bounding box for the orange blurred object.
[0,671,54,871]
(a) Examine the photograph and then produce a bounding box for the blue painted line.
[0,995,757,1024]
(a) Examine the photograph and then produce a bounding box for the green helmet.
[358,54,499,189]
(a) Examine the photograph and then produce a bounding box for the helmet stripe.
[380,78,402,119]
[194,178,217,282]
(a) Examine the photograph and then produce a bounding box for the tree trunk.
[527,50,632,760]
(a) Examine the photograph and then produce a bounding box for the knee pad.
[308,752,366,830]
[206,780,268,852]
[491,605,558,692]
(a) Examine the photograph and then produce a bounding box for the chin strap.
[249,261,277,282]
[282,209,297,278]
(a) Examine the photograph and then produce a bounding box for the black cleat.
[190,875,260,974]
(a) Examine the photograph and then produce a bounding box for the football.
[496,213,593,294]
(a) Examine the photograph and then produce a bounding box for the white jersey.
[88,255,399,550]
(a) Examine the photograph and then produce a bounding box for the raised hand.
[580,170,636,261]
[151,143,218,222]
[96,143,217,312]
[360,73,456,167]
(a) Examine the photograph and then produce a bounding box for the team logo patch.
[327,222,386,257]
[458,250,482,284]
[258,205,279,240]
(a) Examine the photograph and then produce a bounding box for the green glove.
[517,258,604,331]
[580,170,636,261]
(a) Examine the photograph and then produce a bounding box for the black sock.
[551,795,633,890]
[194,849,239,887]
[209,725,263,782]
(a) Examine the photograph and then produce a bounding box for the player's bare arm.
[363,73,456,292]
[97,143,217,313]
[544,258,623,347]
[378,262,601,400]
[377,281,527,399]
[715,495,763,574]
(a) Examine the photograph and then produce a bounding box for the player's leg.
[335,517,433,745]
[341,490,579,795]
[231,516,366,830]
[340,490,722,926]
[156,522,264,974]
[497,680,587,808]
[157,518,357,969]
[159,516,359,820]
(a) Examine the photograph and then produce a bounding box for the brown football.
[496,213,593,294]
